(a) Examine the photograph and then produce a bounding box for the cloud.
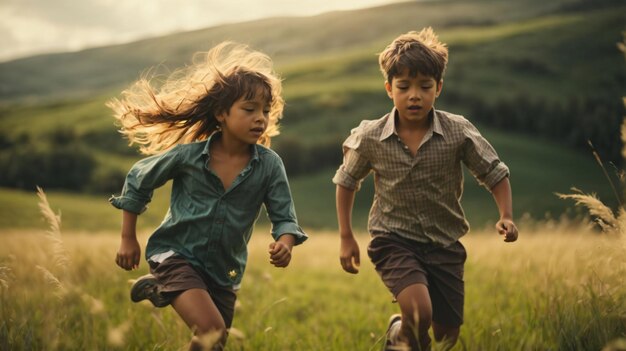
[0,0,401,62]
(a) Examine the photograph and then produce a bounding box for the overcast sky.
[0,0,404,63]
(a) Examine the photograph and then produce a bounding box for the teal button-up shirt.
[110,133,307,287]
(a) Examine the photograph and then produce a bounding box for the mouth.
[408,105,422,111]
[250,127,265,136]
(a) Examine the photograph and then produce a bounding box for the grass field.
[0,192,625,350]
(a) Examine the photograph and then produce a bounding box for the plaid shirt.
[333,108,509,246]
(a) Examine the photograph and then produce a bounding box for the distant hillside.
[0,0,624,230]
[0,0,616,104]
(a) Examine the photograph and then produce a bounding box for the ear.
[215,110,227,124]
[436,80,444,97]
[384,81,393,99]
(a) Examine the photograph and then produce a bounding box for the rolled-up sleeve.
[264,156,307,245]
[332,132,372,191]
[461,121,510,190]
[109,147,181,214]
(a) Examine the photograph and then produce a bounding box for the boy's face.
[385,68,442,127]
[216,88,270,146]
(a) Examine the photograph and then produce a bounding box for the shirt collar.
[379,107,444,141]
[201,131,260,162]
[431,109,444,138]
[379,107,398,141]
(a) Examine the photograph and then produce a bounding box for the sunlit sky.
[0,0,405,62]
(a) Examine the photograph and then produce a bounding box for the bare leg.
[432,322,460,350]
[171,288,227,351]
[395,283,432,351]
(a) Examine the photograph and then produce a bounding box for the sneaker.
[130,274,170,307]
[383,314,402,351]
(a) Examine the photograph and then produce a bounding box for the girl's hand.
[340,234,360,274]
[496,218,518,243]
[269,234,295,268]
[116,236,141,270]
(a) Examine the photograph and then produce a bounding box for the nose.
[254,111,267,125]
[409,87,420,101]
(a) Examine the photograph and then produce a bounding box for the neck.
[214,132,251,157]
[398,118,429,131]
[395,111,432,132]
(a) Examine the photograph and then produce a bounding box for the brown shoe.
[130,274,170,307]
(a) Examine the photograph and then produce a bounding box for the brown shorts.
[367,233,466,327]
[149,256,237,328]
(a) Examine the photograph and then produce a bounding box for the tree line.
[0,129,126,194]
[461,93,624,165]
[1,92,622,194]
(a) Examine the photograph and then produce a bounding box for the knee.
[400,307,432,332]
[396,284,433,332]
[398,296,433,330]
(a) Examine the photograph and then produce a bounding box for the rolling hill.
[0,0,624,231]
[1,0,622,104]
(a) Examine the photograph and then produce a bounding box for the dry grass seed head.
[556,188,618,233]
[36,187,71,272]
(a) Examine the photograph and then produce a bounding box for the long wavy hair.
[107,42,284,155]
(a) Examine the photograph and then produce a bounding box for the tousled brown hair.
[378,27,448,83]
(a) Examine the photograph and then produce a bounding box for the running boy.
[333,28,518,350]
[109,42,307,351]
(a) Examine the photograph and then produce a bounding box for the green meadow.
[1,0,625,349]
[0,205,624,350]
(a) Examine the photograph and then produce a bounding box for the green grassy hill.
[0,0,622,104]
[0,126,614,231]
[0,0,624,231]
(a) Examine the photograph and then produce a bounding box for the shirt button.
[404,145,409,149]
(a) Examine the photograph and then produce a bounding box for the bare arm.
[337,185,360,274]
[491,177,518,242]
[115,210,141,270]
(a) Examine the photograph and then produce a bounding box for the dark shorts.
[367,233,466,327]
[149,256,237,328]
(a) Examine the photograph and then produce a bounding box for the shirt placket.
[408,133,434,239]
[218,163,254,278]
[204,166,226,251]
[214,163,254,235]
[396,136,412,158]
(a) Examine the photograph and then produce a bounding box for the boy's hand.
[116,236,141,270]
[496,219,518,242]
[269,234,295,268]
[340,235,360,274]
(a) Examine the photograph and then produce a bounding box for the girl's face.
[385,68,442,127]
[217,88,270,146]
